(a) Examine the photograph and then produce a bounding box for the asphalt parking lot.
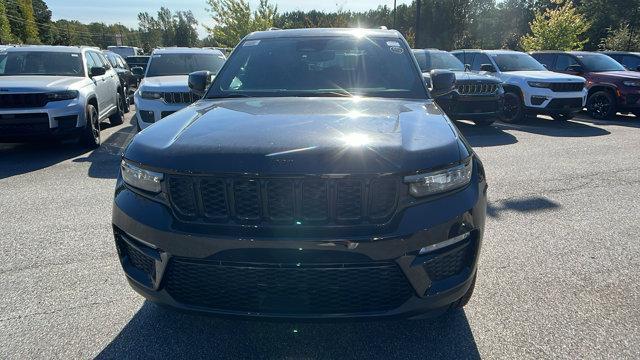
[1,110,639,359]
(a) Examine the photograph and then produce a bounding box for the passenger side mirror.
[566,64,584,74]
[90,66,106,77]
[131,66,144,77]
[188,70,212,96]
[480,63,496,73]
[429,70,456,98]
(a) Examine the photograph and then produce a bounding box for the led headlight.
[404,160,473,198]
[139,90,163,100]
[121,159,163,193]
[46,90,79,101]
[623,80,640,87]
[527,81,551,88]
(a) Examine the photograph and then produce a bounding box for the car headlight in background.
[623,80,640,87]
[46,90,79,101]
[527,81,551,88]
[139,90,163,100]
[121,159,163,193]
[404,159,473,197]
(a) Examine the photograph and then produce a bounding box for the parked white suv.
[452,49,587,122]
[134,48,226,130]
[0,46,124,148]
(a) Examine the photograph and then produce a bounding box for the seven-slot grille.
[456,83,499,95]
[167,175,400,226]
[549,82,584,92]
[0,93,48,108]
[162,92,201,104]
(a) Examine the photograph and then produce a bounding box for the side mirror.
[422,73,432,88]
[90,66,106,77]
[480,63,496,72]
[131,66,144,76]
[429,69,456,98]
[188,70,212,96]
[464,63,471,71]
[636,65,640,72]
[566,64,584,74]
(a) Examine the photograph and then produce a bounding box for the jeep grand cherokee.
[112,28,488,319]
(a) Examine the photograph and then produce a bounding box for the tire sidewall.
[587,91,615,119]
[500,91,523,123]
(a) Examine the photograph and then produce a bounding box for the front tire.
[587,91,615,119]
[122,87,131,114]
[109,92,125,126]
[81,104,100,149]
[500,91,524,123]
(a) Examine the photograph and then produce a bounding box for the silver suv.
[0,45,124,148]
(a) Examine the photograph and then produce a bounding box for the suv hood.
[501,70,584,82]
[0,75,90,92]
[139,75,189,92]
[588,71,640,80]
[125,97,467,174]
[422,71,501,84]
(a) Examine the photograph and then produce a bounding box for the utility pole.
[393,0,397,29]
[415,0,421,48]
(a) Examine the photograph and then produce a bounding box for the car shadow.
[574,112,640,128]
[498,115,611,137]
[95,301,480,359]
[455,120,519,148]
[488,196,561,218]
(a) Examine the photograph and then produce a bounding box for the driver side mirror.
[566,64,584,74]
[131,66,144,77]
[429,70,456,98]
[480,63,496,73]
[188,70,212,96]
[90,66,106,77]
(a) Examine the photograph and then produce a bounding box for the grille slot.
[167,175,400,226]
[164,259,414,315]
[456,83,499,95]
[548,82,584,92]
[424,242,472,281]
[0,93,48,108]
[162,92,200,104]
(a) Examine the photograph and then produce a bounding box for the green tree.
[32,0,54,44]
[205,0,277,48]
[0,0,15,43]
[520,0,590,51]
[174,10,199,47]
[599,23,640,51]
[17,0,40,43]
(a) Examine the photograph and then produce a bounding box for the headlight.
[121,159,163,193]
[527,81,550,88]
[623,80,640,87]
[404,160,473,197]
[46,90,79,101]
[139,90,163,100]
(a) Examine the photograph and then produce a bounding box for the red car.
[531,51,640,119]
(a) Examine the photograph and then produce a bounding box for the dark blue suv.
[112,28,487,320]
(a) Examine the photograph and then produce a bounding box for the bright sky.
[49,0,412,37]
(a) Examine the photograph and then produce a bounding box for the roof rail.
[266,27,281,31]
[379,26,388,30]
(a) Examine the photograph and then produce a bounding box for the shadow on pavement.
[72,123,136,179]
[499,115,610,137]
[96,302,480,359]
[488,196,560,218]
[455,120,518,147]
[574,113,640,128]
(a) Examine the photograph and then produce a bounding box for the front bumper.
[112,160,487,320]
[522,86,587,115]
[0,100,86,142]
[134,96,191,130]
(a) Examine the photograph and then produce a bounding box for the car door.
[553,54,579,73]
[94,52,119,115]
[86,51,109,116]
[117,55,137,96]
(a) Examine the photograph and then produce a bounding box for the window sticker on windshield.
[243,40,260,47]
[71,54,79,57]
[153,54,162,57]
[386,41,400,47]
[390,46,404,54]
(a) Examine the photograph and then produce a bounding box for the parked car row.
[413,47,640,124]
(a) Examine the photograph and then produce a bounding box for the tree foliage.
[17,0,40,43]
[599,23,640,52]
[204,0,277,47]
[520,0,590,51]
[0,0,14,43]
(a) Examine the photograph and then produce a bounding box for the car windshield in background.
[577,54,626,72]
[146,53,225,77]
[208,36,426,99]
[491,53,546,72]
[414,51,465,72]
[0,51,83,76]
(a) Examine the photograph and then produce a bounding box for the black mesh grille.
[546,98,583,110]
[0,93,48,108]
[549,82,584,92]
[166,175,400,226]
[0,113,50,135]
[164,260,414,315]
[456,83,499,95]
[424,243,471,281]
[121,240,155,276]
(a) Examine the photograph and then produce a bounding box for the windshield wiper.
[210,93,251,99]
[304,91,353,98]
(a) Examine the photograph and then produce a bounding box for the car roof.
[601,51,640,55]
[152,47,224,55]
[244,28,402,40]
[3,45,86,53]
[412,48,446,53]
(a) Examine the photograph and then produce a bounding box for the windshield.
[414,51,464,72]
[577,54,626,72]
[0,51,83,77]
[207,36,426,99]
[146,53,225,77]
[491,53,546,72]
